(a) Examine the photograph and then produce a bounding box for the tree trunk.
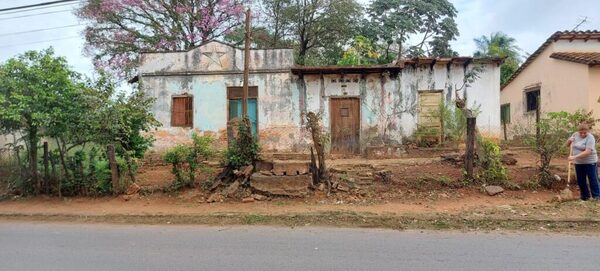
[465,117,476,180]
[55,138,70,197]
[123,150,136,184]
[43,142,49,194]
[106,144,120,194]
[27,128,39,194]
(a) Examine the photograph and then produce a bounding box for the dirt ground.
[2,148,596,228]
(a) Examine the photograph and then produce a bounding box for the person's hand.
[568,155,576,161]
[568,137,575,143]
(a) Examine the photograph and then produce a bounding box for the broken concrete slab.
[272,160,310,176]
[501,154,517,165]
[484,185,505,196]
[206,193,224,203]
[250,175,311,197]
[126,183,141,195]
[221,181,240,197]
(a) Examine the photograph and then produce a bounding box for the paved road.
[1,222,599,271]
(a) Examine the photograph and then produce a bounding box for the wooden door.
[330,98,360,154]
[417,91,442,142]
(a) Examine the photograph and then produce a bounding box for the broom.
[560,145,574,200]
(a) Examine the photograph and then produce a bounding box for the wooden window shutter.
[171,96,193,127]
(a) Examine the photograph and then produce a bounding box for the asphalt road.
[1,222,599,271]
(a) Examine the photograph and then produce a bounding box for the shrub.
[163,134,216,190]
[514,110,597,188]
[477,137,510,186]
[225,118,260,169]
[433,102,467,143]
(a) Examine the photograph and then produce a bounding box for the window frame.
[171,95,193,128]
[524,88,540,113]
[500,103,511,124]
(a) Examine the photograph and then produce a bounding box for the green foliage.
[163,134,216,190]
[473,32,522,86]
[433,102,467,143]
[0,49,159,196]
[225,118,260,169]
[338,36,380,65]
[515,110,597,188]
[367,0,458,58]
[413,126,441,147]
[477,137,509,185]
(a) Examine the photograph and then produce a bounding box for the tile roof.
[550,52,600,65]
[291,57,503,75]
[501,30,600,90]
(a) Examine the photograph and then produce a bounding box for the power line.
[0,36,81,49]
[0,8,73,21]
[0,24,82,37]
[0,1,81,15]
[0,0,80,13]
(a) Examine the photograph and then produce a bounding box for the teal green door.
[228,98,257,136]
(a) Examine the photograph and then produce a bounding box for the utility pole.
[242,8,251,118]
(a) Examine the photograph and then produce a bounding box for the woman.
[567,123,600,200]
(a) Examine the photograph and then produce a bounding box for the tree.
[367,0,458,59]
[337,36,380,65]
[0,49,78,194]
[286,0,362,64]
[474,32,522,85]
[77,0,246,78]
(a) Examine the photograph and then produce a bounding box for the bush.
[433,102,467,143]
[514,110,597,188]
[225,118,260,168]
[477,137,510,186]
[163,134,216,190]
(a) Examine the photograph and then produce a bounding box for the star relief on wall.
[202,50,227,68]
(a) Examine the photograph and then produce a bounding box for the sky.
[0,0,599,80]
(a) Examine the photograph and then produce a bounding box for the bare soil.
[2,147,597,232]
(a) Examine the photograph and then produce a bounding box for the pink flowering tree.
[77,0,246,78]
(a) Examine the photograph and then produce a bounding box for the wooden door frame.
[226,86,259,138]
[329,96,361,154]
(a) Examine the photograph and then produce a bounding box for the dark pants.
[574,163,600,200]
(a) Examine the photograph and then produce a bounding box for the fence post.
[465,117,476,180]
[43,142,49,194]
[106,144,120,194]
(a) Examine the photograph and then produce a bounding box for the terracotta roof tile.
[550,52,600,65]
[501,30,600,90]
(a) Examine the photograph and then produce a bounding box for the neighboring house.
[500,31,600,134]
[136,41,502,155]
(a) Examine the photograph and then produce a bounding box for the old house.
[501,31,600,133]
[136,41,502,155]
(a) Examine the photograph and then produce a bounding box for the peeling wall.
[140,42,500,153]
[301,63,501,151]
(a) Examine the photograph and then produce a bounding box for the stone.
[126,183,141,195]
[373,170,392,183]
[440,152,463,163]
[484,185,505,196]
[251,194,268,201]
[501,154,517,165]
[272,161,310,176]
[317,183,325,191]
[221,181,240,197]
[206,193,224,203]
[259,170,274,176]
[242,197,255,203]
[255,160,274,171]
[336,183,350,192]
[553,174,561,182]
[250,175,311,197]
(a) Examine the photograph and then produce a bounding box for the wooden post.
[43,141,49,194]
[106,144,120,194]
[502,119,507,141]
[465,117,476,180]
[242,8,251,118]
